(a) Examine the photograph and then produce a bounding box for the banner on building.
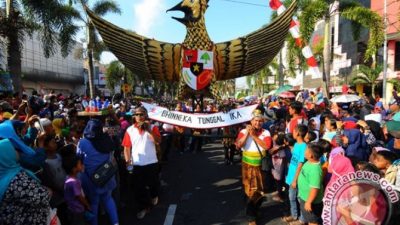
[142,102,257,129]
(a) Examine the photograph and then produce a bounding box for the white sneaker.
[137,209,147,219]
[151,197,159,206]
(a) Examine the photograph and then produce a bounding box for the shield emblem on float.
[182,49,213,90]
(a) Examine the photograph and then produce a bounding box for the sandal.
[281,216,296,222]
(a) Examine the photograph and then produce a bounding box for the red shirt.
[287,115,305,134]
[236,128,272,150]
[122,124,161,148]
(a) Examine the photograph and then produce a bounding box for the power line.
[218,0,269,8]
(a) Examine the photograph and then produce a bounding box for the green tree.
[0,0,80,93]
[246,59,279,96]
[105,60,137,94]
[388,79,400,93]
[151,80,178,99]
[214,79,235,98]
[351,64,383,97]
[71,0,121,98]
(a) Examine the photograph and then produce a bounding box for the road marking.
[163,204,177,225]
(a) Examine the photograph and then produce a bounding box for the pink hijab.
[327,147,355,187]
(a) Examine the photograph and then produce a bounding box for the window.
[395,42,400,71]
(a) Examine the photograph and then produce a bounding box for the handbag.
[254,141,274,172]
[91,153,118,186]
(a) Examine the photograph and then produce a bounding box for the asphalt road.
[100,140,288,225]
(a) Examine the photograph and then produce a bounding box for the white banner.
[142,102,258,129]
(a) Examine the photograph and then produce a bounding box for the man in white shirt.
[236,109,272,225]
[122,106,161,219]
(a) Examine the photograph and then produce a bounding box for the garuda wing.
[85,7,182,81]
[215,0,297,81]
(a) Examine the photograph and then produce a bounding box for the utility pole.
[278,50,284,86]
[383,0,388,103]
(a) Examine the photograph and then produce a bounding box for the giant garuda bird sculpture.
[84,0,297,100]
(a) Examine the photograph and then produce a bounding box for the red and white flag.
[182,49,213,90]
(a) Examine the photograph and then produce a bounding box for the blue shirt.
[285,142,307,185]
[77,139,116,195]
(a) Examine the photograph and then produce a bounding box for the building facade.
[372,0,400,77]
[301,0,372,93]
[1,32,85,95]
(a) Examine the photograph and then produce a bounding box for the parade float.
[82,0,320,128]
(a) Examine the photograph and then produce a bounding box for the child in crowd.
[63,155,91,225]
[304,131,317,143]
[41,135,68,224]
[270,132,287,202]
[356,161,381,173]
[318,139,332,187]
[298,143,324,225]
[282,124,308,224]
[308,118,320,141]
[373,151,400,188]
[42,135,67,200]
[284,133,296,164]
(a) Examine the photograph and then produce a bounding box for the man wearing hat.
[122,106,161,219]
[262,109,275,132]
[236,109,272,225]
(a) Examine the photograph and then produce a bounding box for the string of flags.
[269,0,322,79]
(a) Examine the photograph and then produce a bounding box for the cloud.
[133,0,166,36]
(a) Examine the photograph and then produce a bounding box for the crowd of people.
[237,88,400,225]
[1,88,400,225]
[0,90,238,225]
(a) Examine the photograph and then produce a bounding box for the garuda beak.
[166,1,193,24]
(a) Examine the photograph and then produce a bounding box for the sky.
[79,0,274,88]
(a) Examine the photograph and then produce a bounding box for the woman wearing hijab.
[324,147,357,225]
[0,139,50,225]
[77,119,119,225]
[326,147,355,188]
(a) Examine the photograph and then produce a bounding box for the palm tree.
[351,64,383,97]
[0,0,80,93]
[71,0,121,98]
[245,60,279,96]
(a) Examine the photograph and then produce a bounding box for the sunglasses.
[135,113,145,117]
